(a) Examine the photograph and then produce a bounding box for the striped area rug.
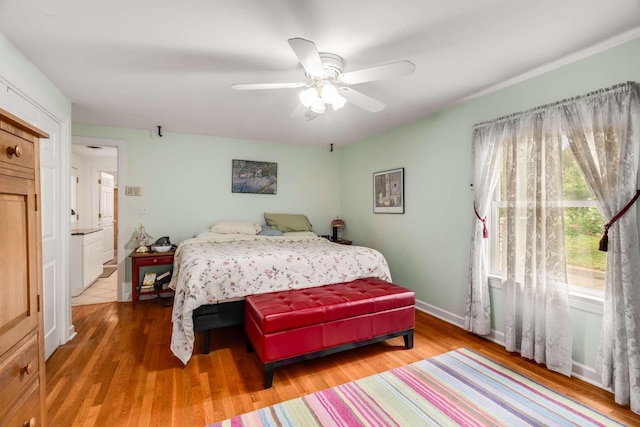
[211,348,625,426]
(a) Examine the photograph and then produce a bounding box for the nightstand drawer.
[134,254,174,267]
[0,332,40,417]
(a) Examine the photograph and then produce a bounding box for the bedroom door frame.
[72,136,127,301]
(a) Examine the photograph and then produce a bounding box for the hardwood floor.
[46,300,640,426]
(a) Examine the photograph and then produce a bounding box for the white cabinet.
[70,229,104,297]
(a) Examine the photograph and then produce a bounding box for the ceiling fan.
[231,37,416,118]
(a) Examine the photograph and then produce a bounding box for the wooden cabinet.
[0,109,48,426]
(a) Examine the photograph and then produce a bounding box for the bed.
[169,231,392,364]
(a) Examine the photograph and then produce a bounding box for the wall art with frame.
[232,159,277,194]
[373,167,404,213]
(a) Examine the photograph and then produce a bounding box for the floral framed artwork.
[373,167,404,213]
[232,159,277,194]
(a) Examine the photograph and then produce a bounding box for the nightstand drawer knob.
[153,259,157,263]
[24,417,36,427]
[21,363,33,375]
[7,144,23,157]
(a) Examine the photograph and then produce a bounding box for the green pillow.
[264,213,313,232]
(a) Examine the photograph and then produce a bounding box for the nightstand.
[129,250,175,308]
[321,235,352,245]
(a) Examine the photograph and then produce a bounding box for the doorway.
[70,139,125,305]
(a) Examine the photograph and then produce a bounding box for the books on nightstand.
[142,272,156,285]
[139,272,156,291]
[139,271,172,292]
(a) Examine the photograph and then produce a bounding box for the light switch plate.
[125,186,141,196]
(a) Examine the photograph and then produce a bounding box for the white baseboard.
[414,298,610,392]
[68,325,77,342]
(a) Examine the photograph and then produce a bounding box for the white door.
[99,171,115,263]
[70,167,78,224]
[9,92,66,360]
[37,113,64,360]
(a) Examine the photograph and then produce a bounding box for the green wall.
[72,125,342,244]
[340,36,640,371]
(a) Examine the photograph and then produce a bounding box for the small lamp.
[133,223,153,253]
[331,218,345,242]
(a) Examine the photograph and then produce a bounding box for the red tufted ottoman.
[244,277,415,388]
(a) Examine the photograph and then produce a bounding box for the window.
[490,138,605,293]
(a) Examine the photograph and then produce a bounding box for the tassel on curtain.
[598,189,640,252]
[473,203,489,238]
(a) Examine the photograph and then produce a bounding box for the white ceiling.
[1,0,639,146]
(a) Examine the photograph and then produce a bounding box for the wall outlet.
[137,205,148,215]
[125,186,142,196]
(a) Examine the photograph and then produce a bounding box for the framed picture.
[373,167,404,214]
[232,159,278,194]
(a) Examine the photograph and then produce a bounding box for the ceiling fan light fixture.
[320,84,339,104]
[310,98,326,114]
[233,38,415,118]
[299,87,318,107]
[331,95,347,111]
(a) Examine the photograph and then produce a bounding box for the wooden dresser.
[0,109,49,426]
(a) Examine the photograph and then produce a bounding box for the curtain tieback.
[599,189,640,252]
[473,203,489,238]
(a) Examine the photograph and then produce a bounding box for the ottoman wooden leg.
[404,330,414,349]
[264,363,275,389]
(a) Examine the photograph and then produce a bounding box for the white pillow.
[210,221,261,235]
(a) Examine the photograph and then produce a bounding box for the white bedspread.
[169,233,392,364]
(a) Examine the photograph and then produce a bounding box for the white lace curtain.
[465,124,503,335]
[501,109,573,375]
[466,82,640,412]
[562,82,640,413]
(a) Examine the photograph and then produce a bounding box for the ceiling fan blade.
[290,102,309,118]
[232,82,306,90]
[288,37,326,78]
[340,60,415,85]
[339,87,385,112]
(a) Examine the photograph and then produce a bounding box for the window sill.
[487,274,603,315]
[568,285,603,315]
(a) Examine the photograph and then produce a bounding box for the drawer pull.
[23,417,36,427]
[153,259,157,263]
[7,145,23,157]
[21,363,34,375]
